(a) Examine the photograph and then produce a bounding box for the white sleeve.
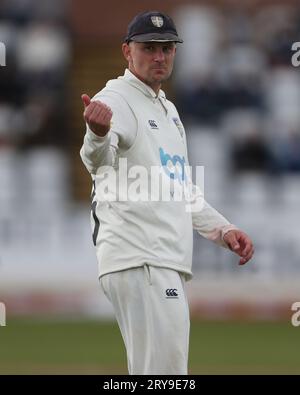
[192,191,238,247]
[184,178,238,247]
[80,91,137,175]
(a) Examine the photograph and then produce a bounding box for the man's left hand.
[223,230,254,265]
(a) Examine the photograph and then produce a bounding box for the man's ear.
[122,43,131,62]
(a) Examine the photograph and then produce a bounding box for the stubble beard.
[149,67,172,84]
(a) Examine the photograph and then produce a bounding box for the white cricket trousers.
[100,264,190,375]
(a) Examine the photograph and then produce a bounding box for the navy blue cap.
[124,11,183,43]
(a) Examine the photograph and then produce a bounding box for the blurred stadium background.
[0,0,300,374]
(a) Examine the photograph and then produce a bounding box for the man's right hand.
[81,94,113,137]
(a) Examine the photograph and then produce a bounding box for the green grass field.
[0,318,299,374]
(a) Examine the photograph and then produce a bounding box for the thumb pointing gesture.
[81,94,91,109]
[81,93,112,137]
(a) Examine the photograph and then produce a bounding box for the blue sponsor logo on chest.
[159,147,186,182]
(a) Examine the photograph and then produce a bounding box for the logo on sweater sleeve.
[172,117,184,138]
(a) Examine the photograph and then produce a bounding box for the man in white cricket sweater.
[80,11,254,375]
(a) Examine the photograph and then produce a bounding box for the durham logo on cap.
[151,16,164,28]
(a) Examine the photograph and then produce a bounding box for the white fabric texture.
[100,265,190,375]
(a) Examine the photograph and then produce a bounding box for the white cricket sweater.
[80,69,237,279]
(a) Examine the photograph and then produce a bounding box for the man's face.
[122,41,176,88]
